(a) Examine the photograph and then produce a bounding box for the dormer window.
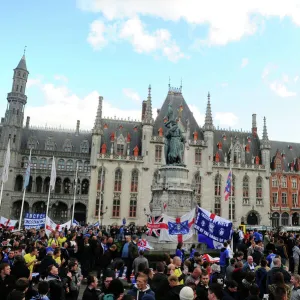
[289,145,293,150]
[275,158,282,172]
[217,142,222,150]
[45,137,55,151]
[27,137,37,150]
[80,140,89,153]
[63,140,72,152]
[117,144,124,155]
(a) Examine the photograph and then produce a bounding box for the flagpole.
[230,157,233,251]
[98,167,104,226]
[45,184,51,221]
[71,162,78,225]
[18,148,32,230]
[0,182,4,209]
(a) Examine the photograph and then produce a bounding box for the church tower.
[1,54,29,167]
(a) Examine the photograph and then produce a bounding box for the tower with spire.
[260,116,271,176]
[142,85,153,166]
[1,54,29,156]
[203,92,214,173]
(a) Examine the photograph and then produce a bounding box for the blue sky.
[0,0,300,141]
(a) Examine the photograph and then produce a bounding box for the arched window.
[214,174,221,216]
[44,177,50,193]
[243,175,249,205]
[14,175,23,191]
[272,212,280,227]
[66,160,73,171]
[131,170,138,192]
[40,158,47,169]
[292,178,297,189]
[31,157,37,169]
[63,140,72,152]
[95,167,106,217]
[129,195,137,218]
[84,161,90,172]
[63,178,71,194]
[281,212,289,226]
[55,177,62,193]
[81,179,89,194]
[52,202,68,220]
[58,159,65,170]
[256,176,263,205]
[214,174,221,196]
[80,140,89,153]
[36,176,42,193]
[114,169,122,192]
[194,172,201,206]
[48,158,53,170]
[22,156,28,168]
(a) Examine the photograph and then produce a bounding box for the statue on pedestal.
[164,104,185,165]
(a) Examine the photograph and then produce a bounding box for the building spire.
[203,92,214,131]
[143,84,153,125]
[93,96,103,131]
[261,116,271,149]
[16,52,28,71]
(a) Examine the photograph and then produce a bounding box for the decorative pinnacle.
[148,84,151,98]
[94,96,103,130]
[24,46,27,56]
[203,91,214,131]
[260,116,271,149]
[143,84,153,125]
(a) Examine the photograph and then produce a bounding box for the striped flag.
[1,140,10,183]
[224,170,232,201]
[49,157,56,191]
[23,149,32,190]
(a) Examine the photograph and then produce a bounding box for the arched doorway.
[14,175,23,191]
[12,200,29,219]
[72,203,86,223]
[292,213,299,226]
[32,201,46,214]
[281,212,289,226]
[272,212,280,227]
[247,211,259,225]
[51,201,68,222]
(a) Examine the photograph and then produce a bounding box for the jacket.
[127,284,155,300]
[0,274,15,300]
[266,267,291,287]
[46,274,66,300]
[128,242,138,260]
[82,286,101,300]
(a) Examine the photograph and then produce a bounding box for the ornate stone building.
[0,55,272,226]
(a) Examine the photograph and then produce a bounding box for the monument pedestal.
[148,165,197,252]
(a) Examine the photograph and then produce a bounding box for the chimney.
[252,114,257,137]
[75,120,80,136]
[141,100,147,121]
[26,116,30,128]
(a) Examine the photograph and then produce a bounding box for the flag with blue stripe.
[72,219,79,226]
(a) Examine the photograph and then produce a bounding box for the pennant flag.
[1,140,10,183]
[50,157,56,191]
[159,208,195,243]
[194,206,232,248]
[23,149,32,190]
[146,215,163,237]
[224,170,232,201]
[138,239,154,251]
[0,216,18,230]
[73,219,79,226]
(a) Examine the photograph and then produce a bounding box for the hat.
[179,286,194,300]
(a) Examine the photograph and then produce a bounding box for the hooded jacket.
[127,284,155,300]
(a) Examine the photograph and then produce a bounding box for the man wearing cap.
[179,286,195,300]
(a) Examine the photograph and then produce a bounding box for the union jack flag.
[224,170,232,201]
[146,215,163,237]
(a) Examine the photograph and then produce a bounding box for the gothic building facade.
[0,55,277,226]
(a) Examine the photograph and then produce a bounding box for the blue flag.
[168,220,189,235]
[194,206,232,244]
[23,150,32,190]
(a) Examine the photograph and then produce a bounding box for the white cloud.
[78,0,300,46]
[261,64,277,79]
[188,104,205,126]
[282,74,289,83]
[294,75,299,82]
[241,58,249,68]
[25,80,144,129]
[270,82,296,98]
[214,112,239,127]
[27,78,42,88]
[122,88,141,103]
[220,82,228,88]
[87,17,184,62]
[54,75,68,83]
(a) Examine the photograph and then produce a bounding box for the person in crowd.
[242,256,256,272]
[277,239,289,266]
[267,257,291,286]
[225,258,236,281]
[7,277,30,300]
[293,241,300,275]
[30,281,50,300]
[268,272,291,300]
[0,263,15,300]
[222,280,238,300]
[196,269,210,300]
[173,256,185,284]
[291,274,300,300]
[11,255,30,280]
[127,273,155,300]
[185,267,201,286]
[133,250,149,275]
[166,275,183,300]
[82,275,100,300]
[255,259,268,298]
[150,262,168,296]
[39,250,59,279]
[179,286,194,300]
[207,283,223,300]
[175,243,185,263]
[24,247,39,274]
[46,264,67,300]
[128,235,139,283]
[220,242,230,275]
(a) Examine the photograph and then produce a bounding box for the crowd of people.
[1,224,300,300]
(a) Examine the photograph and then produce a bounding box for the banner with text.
[24,213,46,229]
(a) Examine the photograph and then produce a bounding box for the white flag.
[2,140,10,183]
[50,157,56,191]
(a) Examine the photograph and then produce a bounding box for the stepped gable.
[21,127,92,153]
[101,118,142,155]
[153,89,202,140]
[270,140,300,172]
[214,129,261,164]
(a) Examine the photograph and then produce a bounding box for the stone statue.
[164,103,185,165]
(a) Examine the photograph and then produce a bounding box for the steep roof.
[213,129,261,164]
[20,128,92,153]
[153,89,203,139]
[101,118,142,155]
[16,55,28,71]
